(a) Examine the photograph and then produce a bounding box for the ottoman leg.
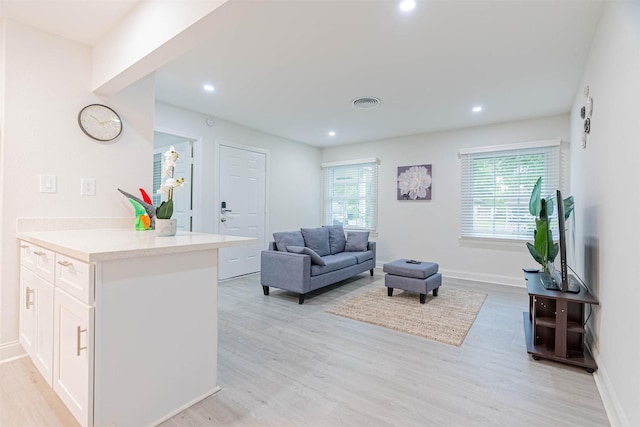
[433,287,439,297]
[420,294,426,304]
[262,285,269,296]
[370,269,374,276]
[387,287,393,297]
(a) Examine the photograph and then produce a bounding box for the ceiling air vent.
[352,97,381,109]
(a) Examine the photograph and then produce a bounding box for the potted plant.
[155,145,185,236]
[526,177,574,272]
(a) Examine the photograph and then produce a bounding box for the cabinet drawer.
[20,241,55,282]
[55,254,93,305]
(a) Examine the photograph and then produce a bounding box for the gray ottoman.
[383,259,442,304]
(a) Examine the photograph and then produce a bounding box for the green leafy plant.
[526,177,574,272]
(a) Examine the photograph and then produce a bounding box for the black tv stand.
[523,271,598,372]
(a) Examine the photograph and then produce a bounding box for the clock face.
[78,104,123,141]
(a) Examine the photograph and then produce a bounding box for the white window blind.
[459,140,565,240]
[322,159,379,231]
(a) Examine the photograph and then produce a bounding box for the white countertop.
[17,229,256,262]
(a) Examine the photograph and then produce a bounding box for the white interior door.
[218,144,266,280]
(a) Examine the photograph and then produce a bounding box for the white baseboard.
[0,341,26,364]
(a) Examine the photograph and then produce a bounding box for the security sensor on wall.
[206,118,215,127]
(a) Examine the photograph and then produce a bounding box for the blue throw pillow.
[300,227,331,256]
[324,225,347,254]
[287,246,327,266]
[345,231,369,252]
[273,231,304,252]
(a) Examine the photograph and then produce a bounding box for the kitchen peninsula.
[17,221,255,427]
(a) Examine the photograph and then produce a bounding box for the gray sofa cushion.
[310,253,357,276]
[273,231,304,252]
[301,227,330,256]
[324,225,347,254]
[345,231,370,252]
[287,246,326,266]
[353,250,374,263]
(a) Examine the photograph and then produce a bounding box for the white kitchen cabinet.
[53,287,94,427]
[19,244,55,386]
[17,228,254,427]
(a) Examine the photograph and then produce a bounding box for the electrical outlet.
[39,175,57,193]
[81,178,96,196]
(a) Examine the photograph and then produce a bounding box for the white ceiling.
[1,0,604,147]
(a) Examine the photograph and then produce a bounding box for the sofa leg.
[420,293,426,304]
[298,294,305,304]
[387,287,393,297]
[432,287,439,297]
[370,269,374,276]
[262,285,269,296]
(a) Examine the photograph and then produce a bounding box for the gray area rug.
[327,285,487,346]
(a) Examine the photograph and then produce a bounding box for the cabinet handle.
[33,251,46,256]
[76,326,87,356]
[20,244,29,249]
[57,260,73,268]
[25,287,34,309]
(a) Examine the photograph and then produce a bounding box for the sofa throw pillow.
[300,227,331,256]
[345,231,370,252]
[273,231,305,252]
[287,246,327,266]
[324,225,347,254]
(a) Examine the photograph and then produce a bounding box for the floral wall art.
[397,164,432,200]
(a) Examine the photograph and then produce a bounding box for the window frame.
[322,158,380,232]
[459,139,566,241]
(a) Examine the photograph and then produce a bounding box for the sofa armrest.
[260,250,311,293]
[367,241,377,265]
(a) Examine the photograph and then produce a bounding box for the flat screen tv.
[550,189,580,293]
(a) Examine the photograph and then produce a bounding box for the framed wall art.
[397,164,432,200]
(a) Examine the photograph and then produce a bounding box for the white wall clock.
[78,104,123,141]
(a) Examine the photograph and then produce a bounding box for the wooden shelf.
[534,317,556,328]
[523,271,599,373]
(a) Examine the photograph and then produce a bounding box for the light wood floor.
[1,271,609,426]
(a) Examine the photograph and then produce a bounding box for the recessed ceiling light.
[472,106,483,113]
[328,131,336,137]
[203,84,215,92]
[399,0,416,12]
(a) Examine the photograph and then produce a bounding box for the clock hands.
[89,114,119,125]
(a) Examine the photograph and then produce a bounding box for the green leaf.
[156,199,174,219]
[528,177,542,216]
[563,196,574,220]
[534,217,549,262]
[549,242,559,263]
[526,242,544,265]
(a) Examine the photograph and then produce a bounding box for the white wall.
[569,2,640,425]
[0,20,154,360]
[322,115,570,286]
[154,102,322,239]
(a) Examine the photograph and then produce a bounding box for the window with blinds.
[152,152,162,207]
[459,140,565,240]
[322,158,379,231]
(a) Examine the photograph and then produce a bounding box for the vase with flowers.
[155,145,185,236]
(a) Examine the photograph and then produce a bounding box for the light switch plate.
[81,178,96,196]
[39,175,57,193]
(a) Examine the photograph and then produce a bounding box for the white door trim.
[215,139,270,251]
[154,127,203,231]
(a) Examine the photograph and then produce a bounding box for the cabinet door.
[54,288,94,427]
[34,278,54,386]
[19,266,36,355]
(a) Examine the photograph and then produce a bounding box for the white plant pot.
[155,218,177,237]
